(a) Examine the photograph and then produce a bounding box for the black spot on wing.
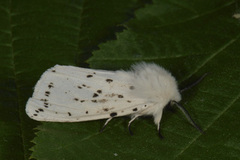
[33,114,38,116]
[103,108,109,111]
[93,93,99,98]
[52,70,56,72]
[87,75,93,78]
[106,79,113,83]
[48,82,54,89]
[74,98,79,101]
[127,100,131,103]
[110,112,117,117]
[118,95,124,98]
[44,102,49,108]
[81,84,90,88]
[45,91,50,97]
[35,110,39,113]
[40,99,48,102]
[68,112,71,116]
[80,100,85,103]
[91,100,97,103]
[38,108,44,112]
[104,93,117,97]
[133,108,138,111]
[97,90,102,94]
[86,111,88,114]
[129,86,135,90]
[78,86,82,89]
[98,99,107,103]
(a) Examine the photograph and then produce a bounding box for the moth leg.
[157,121,163,139]
[100,117,113,133]
[155,109,163,138]
[128,115,140,135]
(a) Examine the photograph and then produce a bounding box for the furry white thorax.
[117,62,181,125]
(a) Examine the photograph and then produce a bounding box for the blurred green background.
[0,0,240,159]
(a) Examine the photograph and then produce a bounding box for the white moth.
[26,62,204,137]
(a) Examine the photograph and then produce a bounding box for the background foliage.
[0,0,240,159]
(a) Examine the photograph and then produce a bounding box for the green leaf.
[1,0,240,159]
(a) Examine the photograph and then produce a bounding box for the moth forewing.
[26,64,153,122]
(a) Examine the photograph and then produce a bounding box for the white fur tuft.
[116,62,181,125]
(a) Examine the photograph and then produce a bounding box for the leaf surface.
[0,0,239,159]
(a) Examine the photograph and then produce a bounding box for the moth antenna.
[180,73,207,93]
[172,101,203,133]
[100,117,113,133]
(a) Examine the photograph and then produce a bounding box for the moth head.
[161,74,181,104]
